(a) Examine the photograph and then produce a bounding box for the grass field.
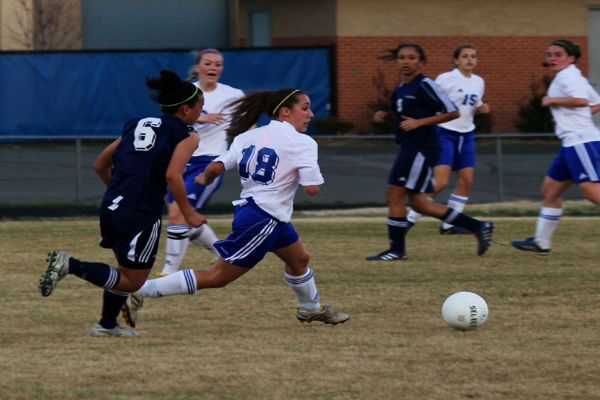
[1,212,600,399]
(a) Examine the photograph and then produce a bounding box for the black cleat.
[365,250,408,261]
[511,237,551,255]
[475,222,494,256]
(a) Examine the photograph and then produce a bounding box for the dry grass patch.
[1,217,599,399]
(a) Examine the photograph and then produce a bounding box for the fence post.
[495,135,504,201]
[75,138,82,203]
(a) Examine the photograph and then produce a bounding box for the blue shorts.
[99,203,162,269]
[547,141,600,183]
[387,145,440,193]
[214,198,299,268]
[166,155,223,210]
[436,127,476,170]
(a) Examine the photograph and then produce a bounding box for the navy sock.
[99,290,128,329]
[68,258,120,290]
[387,217,408,254]
[441,208,482,233]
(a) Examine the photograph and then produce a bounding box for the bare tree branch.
[7,0,82,50]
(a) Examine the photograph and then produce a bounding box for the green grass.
[1,215,599,399]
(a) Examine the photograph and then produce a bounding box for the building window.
[249,10,271,47]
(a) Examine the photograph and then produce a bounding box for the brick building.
[238,0,593,133]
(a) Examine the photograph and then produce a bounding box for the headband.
[161,86,200,108]
[552,40,578,56]
[272,89,299,115]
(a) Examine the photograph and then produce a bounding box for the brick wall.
[273,36,588,133]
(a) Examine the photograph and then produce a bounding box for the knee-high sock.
[535,207,562,249]
[99,289,128,329]
[388,217,408,253]
[68,258,120,290]
[162,225,190,275]
[442,194,468,229]
[284,267,320,311]
[137,269,197,298]
[189,224,220,258]
[441,208,482,233]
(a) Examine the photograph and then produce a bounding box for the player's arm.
[542,96,588,107]
[166,134,206,228]
[93,138,121,185]
[303,185,321,196]
[195,161,225,186]
[400,111,459,131]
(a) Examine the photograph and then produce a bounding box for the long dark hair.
[453,44,477,60]
[146,70,201,115]
[551,39,582,61]
[226,88,304,143]
[379,43,427,61]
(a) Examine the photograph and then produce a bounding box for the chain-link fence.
[0,134,582,215]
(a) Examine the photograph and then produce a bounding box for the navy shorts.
[99,203,162,269]
[436,127,476,170]
[214,198,299,268]
[547,141,600,183]
[166,155,223,210]
[388,145,440,193]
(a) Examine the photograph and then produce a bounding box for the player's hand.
[541,96,553,107]
[400,115,420,131]
[198,113,225,124]
[373,110,388,123]
[477,103,490,114]
[184,211,207,228]
[194,173,207,186]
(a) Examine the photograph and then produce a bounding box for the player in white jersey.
[121,88,349,327]
[407,44,490,234]
[512,39,600,254]
[161,49,244,276]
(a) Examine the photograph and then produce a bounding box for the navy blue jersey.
[102,115,192,213]
[390,74,457,148]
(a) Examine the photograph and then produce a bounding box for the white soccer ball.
[442,291,489,330]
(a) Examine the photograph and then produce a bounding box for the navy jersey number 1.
[239,145,279,185]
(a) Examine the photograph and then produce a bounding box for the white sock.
[442,194,468,229]
[535,207,562,249]
[407,209,422,224]
[284,267,321,311]
[161,224,190,275]
[137,270,197,298]
[189,224,220,258]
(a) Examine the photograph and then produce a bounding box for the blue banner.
[0,48,331,138]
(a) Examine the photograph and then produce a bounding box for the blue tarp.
[0,48,331,138]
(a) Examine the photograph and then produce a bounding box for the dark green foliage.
[515,76,554,133]
[368,69,397,133]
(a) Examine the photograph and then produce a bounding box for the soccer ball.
[442,291,489,330]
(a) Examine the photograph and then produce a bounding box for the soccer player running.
[39,70,206,337]
[161,49,244,276]
[365,44,494,261]
[407,44,490,234]
[121,88,349,328]
[512,39,600,254]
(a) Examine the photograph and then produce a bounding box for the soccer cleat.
[511,237,551,255]
[90,323,138,337]
[296,304,349,325]
[365,250,408,261]
[475,221,494,256]
[121,293,144,328]
[439,225,469,235]
[39,250,71,297]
